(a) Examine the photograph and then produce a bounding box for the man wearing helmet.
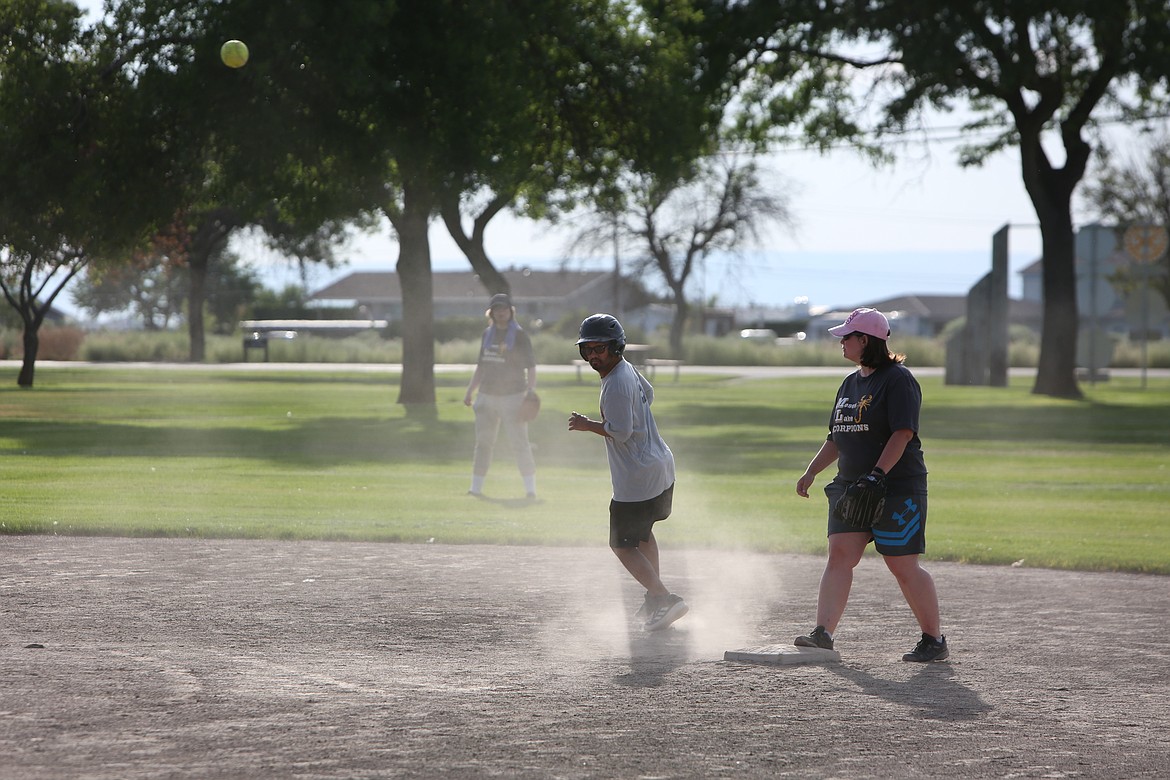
[568,314,689,632]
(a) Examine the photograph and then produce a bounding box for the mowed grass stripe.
[2,367,1168,572]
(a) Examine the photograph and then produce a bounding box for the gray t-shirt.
[600,359,675,502]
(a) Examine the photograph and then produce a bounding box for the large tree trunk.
[1019,132,1084,399]
[18,327,38,388]
[393,183,437,411]
[1033,214,1082,398]
[187,256,208,362]
[184,211,238,363]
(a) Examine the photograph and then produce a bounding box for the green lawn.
[3,366,1169,573]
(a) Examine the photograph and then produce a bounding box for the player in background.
[793,307,948,662]
[568,314,688,632]
[464,293,538,499]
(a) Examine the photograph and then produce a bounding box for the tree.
[572,154,791,356]
[249,283,317,321]
[0,0,170,386]
[58,1,798,403]
[98,0,582,404]
[323,0,670,408]
[92,0,377,362]
[723,0,1170,398]
[438,1,788,365]
[70,236,187,330]
[544,2,859,359]
[437,1,697,301]
[73,230,262,332]
[1081,131,1170,308]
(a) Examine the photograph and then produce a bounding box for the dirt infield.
[3,536,1168,779]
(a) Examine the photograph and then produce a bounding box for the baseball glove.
[832,472,887,530]
[517,390,541,422]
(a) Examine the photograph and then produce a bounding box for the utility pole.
[612,217,622,316]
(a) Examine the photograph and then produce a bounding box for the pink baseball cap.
[828,308,891,339]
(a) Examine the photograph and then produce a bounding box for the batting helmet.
[576,313,626,354]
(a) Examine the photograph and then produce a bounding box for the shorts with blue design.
[825,478,927,556]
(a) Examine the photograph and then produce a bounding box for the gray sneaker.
[794,625,834,650]
[633,592,655,621]
[644,594,688,632]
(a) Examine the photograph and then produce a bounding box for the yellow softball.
[220,40,249,69]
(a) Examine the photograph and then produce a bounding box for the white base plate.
[724,644,841,665]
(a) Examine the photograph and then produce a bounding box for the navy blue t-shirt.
[476,327,535,395]
[827,363,927,490]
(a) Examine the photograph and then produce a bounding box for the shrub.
[206,332,402,363]
[0,326,86,360]
[80,330,191,362]
[1109,337,1170,369]
[49,323,1167,369]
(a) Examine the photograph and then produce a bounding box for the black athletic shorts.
[609,484,674,548]
[825,478,927,556]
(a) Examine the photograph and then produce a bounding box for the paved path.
[21,360,1170,382]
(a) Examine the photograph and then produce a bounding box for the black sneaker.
[794,625,834,650]
[644,594,688,632]
[903,633,949,662]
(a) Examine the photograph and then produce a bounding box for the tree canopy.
[93,0,376,361]
[0,0,177,385]
[231,0,734,407]
[571,154,791,357]
[14,0,709,402]
[719,0,1170,397]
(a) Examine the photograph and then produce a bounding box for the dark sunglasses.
[579,343,610,357]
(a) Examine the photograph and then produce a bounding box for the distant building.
[311,268,649,325]
[805,294,1042,340]
[1018,222,1170,340]
[733,299,811,338]
[620,302,677,336]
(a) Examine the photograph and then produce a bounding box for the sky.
[73,0,1157,316]
[256,136,1057,313]
[253,119,1157,316]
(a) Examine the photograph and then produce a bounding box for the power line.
[754,113,1170,155]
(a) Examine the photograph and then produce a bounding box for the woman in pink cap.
[793,307,948,662]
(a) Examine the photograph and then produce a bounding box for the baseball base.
[724,644,841,666]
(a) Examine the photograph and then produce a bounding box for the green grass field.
[3,365,1169,573]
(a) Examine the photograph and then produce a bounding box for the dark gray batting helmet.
[575,313,626,354]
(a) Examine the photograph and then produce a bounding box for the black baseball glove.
[832,472,887,530]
